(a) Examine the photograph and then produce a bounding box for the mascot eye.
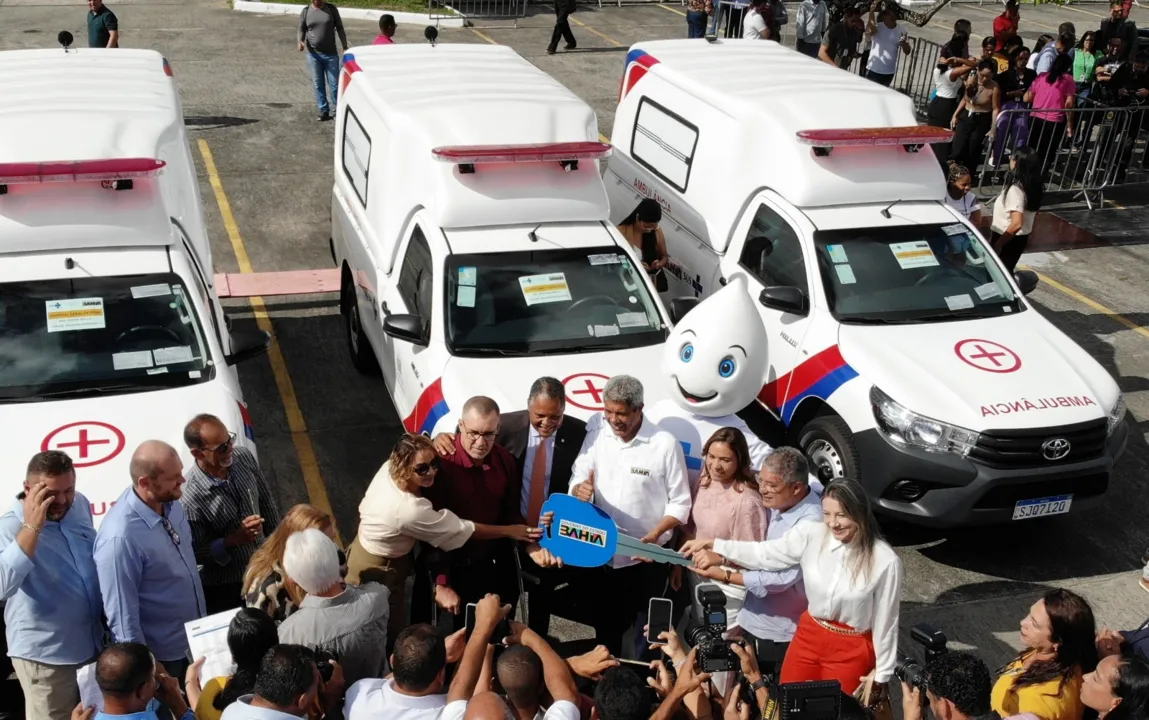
[680,343,694,363]
[718,356,736,378]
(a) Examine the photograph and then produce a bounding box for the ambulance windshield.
[0,273,213,401]
[813,223,1023,324]
[445,247,667,356]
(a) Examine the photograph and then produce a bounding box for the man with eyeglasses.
[423,396,529,633]
[432,377,587,638]
[95,440,206,694]
[180,414,281,614]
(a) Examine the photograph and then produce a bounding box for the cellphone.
[464,603,510,644]
[646,598,673,645]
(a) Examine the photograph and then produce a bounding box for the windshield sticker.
[147,367,169,375]
[826,245,849,264]
[593,324,620,337]
[45,298,106,333]
[189,370,202,379]
[890,241,940,270]
[945,294,974,311]
[130,283,172,299]
[942,223,967,236]
[589,253,622,266]
[617,311,649,328]
[457,286,476,308]
[153,346,194,365]
[974,282,1003,301]
[519,273,572,306]
[835,264,857,285]
[112,351,155,371]
[458,267,477,287]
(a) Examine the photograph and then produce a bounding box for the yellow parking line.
[657,3,688,16]
[471,28,498,44]
[1025,267,1149,342]
[197,139,342,544]
[569,16,625,47]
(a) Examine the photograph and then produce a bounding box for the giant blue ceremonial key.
[539,494,693,568]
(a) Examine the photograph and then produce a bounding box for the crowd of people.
[4,374,1149,720]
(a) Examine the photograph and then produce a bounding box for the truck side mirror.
[669,296,700,324]
[1014,270,1039,295]
[758,286,808,316]
[225,330,272,366]
[383,313,429,347]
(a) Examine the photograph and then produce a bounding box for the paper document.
[186,607,241,683]
[77,662,105,713]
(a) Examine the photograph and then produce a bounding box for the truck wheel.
[343,282,380,376]
[799,415,862,485]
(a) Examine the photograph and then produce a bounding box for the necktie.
[526,439,548,526]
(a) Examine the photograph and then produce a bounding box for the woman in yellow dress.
[187,608,279,720]
[991,589,1098,720]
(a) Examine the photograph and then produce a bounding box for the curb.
[232,1,468,28]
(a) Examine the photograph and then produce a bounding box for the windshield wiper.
[453,347,526,356]
[2,383,157,403]
[899,309,1001,323]
[841,316,898,325]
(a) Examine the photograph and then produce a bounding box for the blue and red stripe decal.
[340,53,362,95]
[758,346,859,426]
[237,400,255,441]
[404,378,450,436]
[620,49,660,101]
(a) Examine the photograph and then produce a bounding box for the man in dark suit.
[433,376,587,637]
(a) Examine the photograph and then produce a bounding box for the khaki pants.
[346,536,413,647]
[13,657,87,720]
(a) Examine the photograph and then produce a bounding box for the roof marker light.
[0,158,166,186]
[796,127,954,156]
[432,142,612,174]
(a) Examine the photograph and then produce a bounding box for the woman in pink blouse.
[673,427,768,628]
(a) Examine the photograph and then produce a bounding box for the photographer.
[900,651,997,720]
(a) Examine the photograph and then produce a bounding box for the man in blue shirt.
[737,448,823,656]
[81,642,193,720]
[95,441,206,688]
[0,450,104,720]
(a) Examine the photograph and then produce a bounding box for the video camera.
[895,623,949,691]
[687,584,739,673]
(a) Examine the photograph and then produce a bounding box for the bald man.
[95,441,206,687]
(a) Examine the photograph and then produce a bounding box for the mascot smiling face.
[661,276,769,418]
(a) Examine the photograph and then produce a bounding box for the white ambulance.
[332,44,670,433]
[605,40,1127,526]
[0,48,270,526]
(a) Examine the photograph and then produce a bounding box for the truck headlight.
[871,386,979,457]
[1108,395,1127,436]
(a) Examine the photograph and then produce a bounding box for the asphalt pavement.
[4,0,1149,666]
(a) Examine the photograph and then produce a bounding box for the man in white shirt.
[569,375,692,658]
[795,0,828,57]
[344,594,511,720]
[742,0,771,39]
[865,0,911,86]
[492,622,582,720]
[220,644,333,720]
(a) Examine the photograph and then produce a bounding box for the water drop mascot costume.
[641,276,777,623]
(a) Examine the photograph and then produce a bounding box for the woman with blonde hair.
[347,433,542,642]
[243,503,342,623]
[682,478,902,699]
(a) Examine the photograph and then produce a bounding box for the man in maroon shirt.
[423,396,530,633]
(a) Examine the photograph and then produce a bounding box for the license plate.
[1012,494,1073,520]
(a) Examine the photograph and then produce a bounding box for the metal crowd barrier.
[430,0,528,25]
[971,99,1148,209]
[844,36,942,119]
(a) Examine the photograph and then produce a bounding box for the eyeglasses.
[460,422,499,443]
[413,457,441,476]
[205,433,236,454]
[160,517,181,547]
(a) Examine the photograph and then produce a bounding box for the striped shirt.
[181,447,281,587]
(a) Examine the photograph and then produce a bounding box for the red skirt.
[779,611,875,694]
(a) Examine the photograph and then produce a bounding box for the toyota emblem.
[1041,438,1071,461]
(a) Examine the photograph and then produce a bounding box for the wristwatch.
[750,677,770,692]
